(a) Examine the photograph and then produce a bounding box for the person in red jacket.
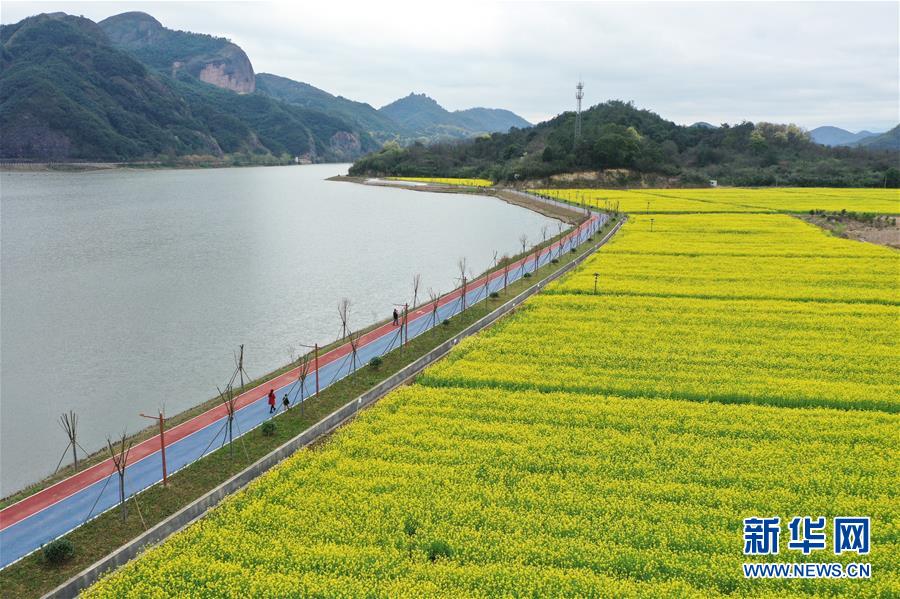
[267,389,276,414]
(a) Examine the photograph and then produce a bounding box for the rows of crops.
[87,191,899,597]
[389,177,494,187]
[423,212,898,416]
[534,187,900,214]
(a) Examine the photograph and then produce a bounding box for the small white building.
[709,179,718,187]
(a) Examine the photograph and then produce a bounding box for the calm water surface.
[0,164,560,495]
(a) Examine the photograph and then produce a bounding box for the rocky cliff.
[99,12,254,94]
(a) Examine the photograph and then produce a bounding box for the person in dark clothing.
[282,393,290,410]
[267,389,276,414]
[392,308,399,326]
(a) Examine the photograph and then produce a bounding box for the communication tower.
[574,80,584,144]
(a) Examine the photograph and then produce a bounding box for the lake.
[0,164,561,496]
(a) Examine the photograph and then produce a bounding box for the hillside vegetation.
[854,125,900,151]
[255,73,408,144]
[98,11,256,94]
[350,101,900,187]
[0,13,377,162]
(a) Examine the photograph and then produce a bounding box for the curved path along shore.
[0,195,605,569]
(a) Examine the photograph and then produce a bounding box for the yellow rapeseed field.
[389,177,494,187]
[86,190,899,597]
[534,187,900,214]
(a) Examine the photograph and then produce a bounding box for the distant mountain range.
[0,11,530,162]
[379,93,531,142]
[851,126,900,151]
[809,125,899,150]
[254,78,529,146]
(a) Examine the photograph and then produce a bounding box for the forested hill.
[98,11,256,94]
[0,12,378,162]
[378,93,531,142]
[255,73,406,144]
[350,101,900,187]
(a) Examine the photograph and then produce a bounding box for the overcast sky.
[3,1,898,131]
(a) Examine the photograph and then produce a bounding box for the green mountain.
[98,11,255,94]
[454,107,532,133]
[1,13,215,160]
[255,72,404,143]
[378,93,531,141]
[0,12,377,161]
[809,126,881,147]
[852,125,899,151]
[350,100,899,187]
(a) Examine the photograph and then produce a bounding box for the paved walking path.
[0,198,604,569]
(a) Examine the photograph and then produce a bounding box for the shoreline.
[328,175,584,224]
[0,178,581,508]
[0,194,612,595]
[0,161,337,174]
[24,212,617,598]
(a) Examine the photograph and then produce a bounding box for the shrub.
[42,538,74,565]
[261,420,276,437]
[369,356,383,370]
[489,291,500,299]
[551,258,559,264]
[571,248,577,253]
[523,272,532,278]
[442,319,451,327]
[403,517,418,536]
[425,539,453,562]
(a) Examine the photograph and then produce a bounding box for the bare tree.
[348,330,363,372]
[107,432,134,521]
[501,255,510,292]
[411,274,422,309]
[428,288,441,328]
[518,235,529,276]
[217,385,238,458]
[556,223,564,259]
[484,250,499,298]
[337,298,351,340]
[294,352,313,417]
[540,224,552,267]
[56,411,79,473]
[457,258,468,311]
[234,344,247,388]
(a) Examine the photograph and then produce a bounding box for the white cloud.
[2,1,897,130]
